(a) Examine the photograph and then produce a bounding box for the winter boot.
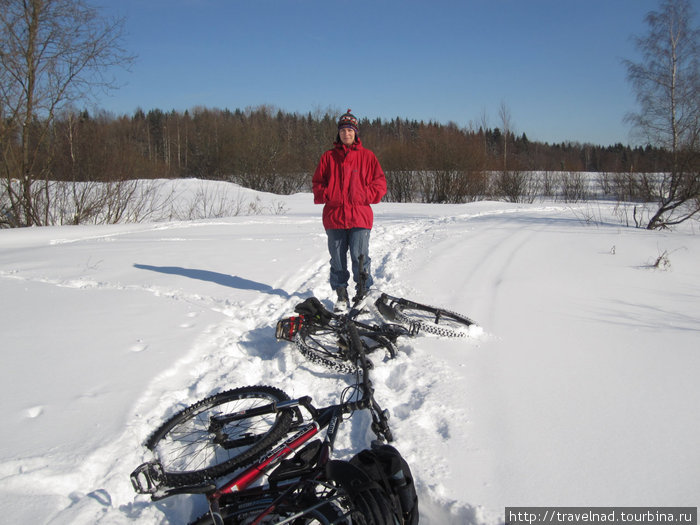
[352,287,370,305]
[334,287,350,313]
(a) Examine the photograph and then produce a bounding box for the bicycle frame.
[131,320,391,523]
[201,399,345,524]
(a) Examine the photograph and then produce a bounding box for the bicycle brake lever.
[371,412,394,443]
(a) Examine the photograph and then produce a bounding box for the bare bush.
[491,170,537,203]
[560,172,590,202]
[596,172,613,197]
[174,184,248,220]
[541,172,557,199]
[384,171,417,202]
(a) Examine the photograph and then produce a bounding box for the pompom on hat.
[338,109,359,134]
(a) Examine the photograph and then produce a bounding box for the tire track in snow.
[459,223,540,329]
[368,207,566,523]
[370,205,570,524]
[452,206,571,330]
[370,215,454,293]
[369,213,494,523]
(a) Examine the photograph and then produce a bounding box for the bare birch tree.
[0,0,132,227]
[624,0,700,229]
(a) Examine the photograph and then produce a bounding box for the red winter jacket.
[312,138,387,230]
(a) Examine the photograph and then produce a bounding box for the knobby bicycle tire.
[294,328,359,374]
[294,322,398,374]
[379,294,477,337]
[146,386,294,486]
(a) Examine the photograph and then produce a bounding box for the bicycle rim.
[146,386,294,485]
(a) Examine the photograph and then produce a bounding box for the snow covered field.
[1,181,698,524]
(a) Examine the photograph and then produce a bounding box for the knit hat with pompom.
[337,109,359,134]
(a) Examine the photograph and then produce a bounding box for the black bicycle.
[276,288,478,373]
[275,294,411,374]
[131,318,408,524]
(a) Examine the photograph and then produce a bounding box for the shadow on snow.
[134,263,298,299]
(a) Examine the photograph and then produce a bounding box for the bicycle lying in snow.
[131,315,419,524]
[276,284,479,374]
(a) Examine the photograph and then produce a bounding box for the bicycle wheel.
[146,386,294,486]
[294,326,360,374]
[376,294,476,337]
[294,321,398,373]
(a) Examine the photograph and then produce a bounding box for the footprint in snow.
[129,340,148,352]
[24,406,44,419]
[180,310,201,328]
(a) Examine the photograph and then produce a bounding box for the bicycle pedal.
[130,462,165,494]
[275,316,305,341]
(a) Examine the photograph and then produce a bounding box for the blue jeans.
[326,228,373,292]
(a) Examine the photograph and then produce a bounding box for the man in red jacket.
[312,110,387,311]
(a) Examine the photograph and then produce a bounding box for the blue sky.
[94,0,672,146]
